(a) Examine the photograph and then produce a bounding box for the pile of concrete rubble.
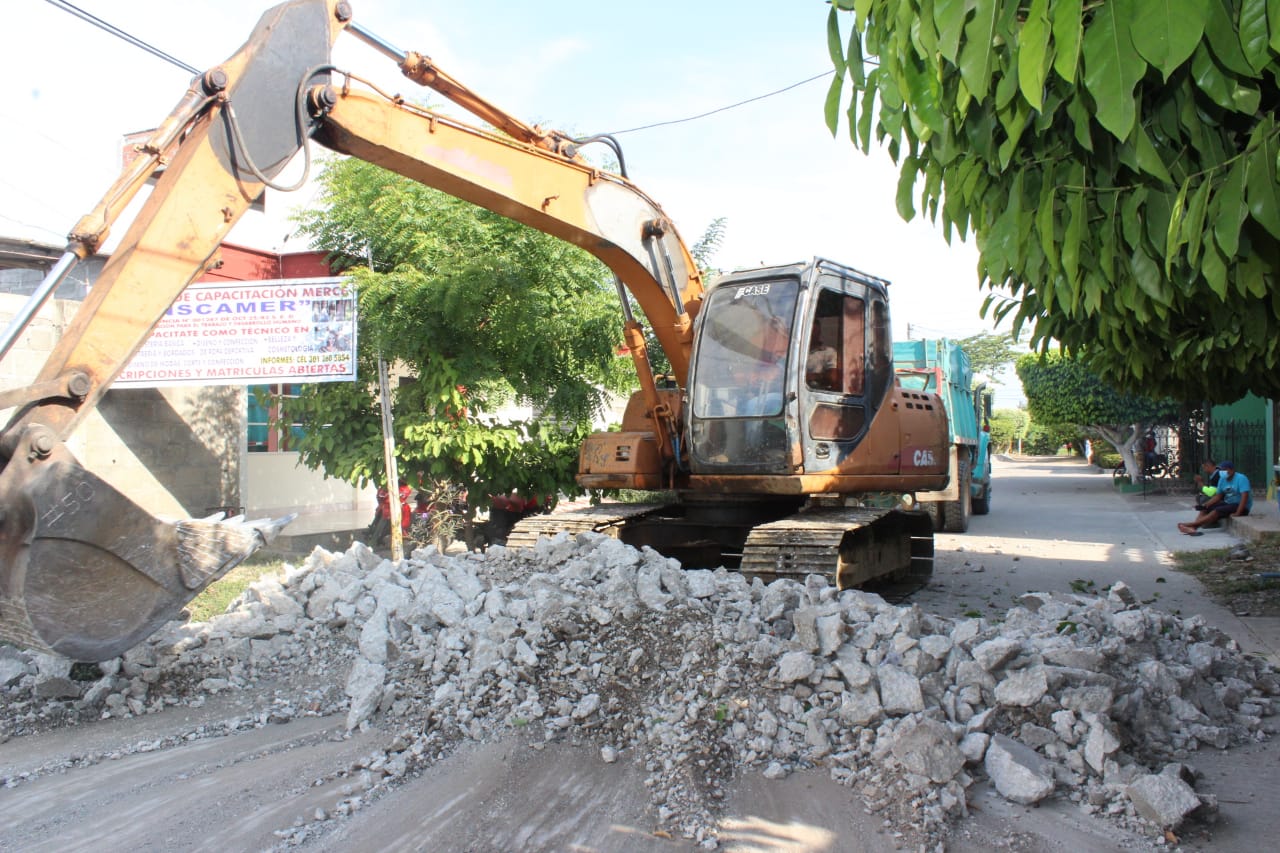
[2,533,1277,846]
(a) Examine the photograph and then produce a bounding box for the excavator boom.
[0,0,948,661]
[0,0,704,660]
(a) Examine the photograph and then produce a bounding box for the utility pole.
[377,354,404,561]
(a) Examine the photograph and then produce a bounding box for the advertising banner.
[115,276,357,388]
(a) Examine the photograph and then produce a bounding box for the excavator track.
[504,503,665,550]
[503,501,932,591]
[736,506,934,589]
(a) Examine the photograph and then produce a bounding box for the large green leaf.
[1204,0,1258,76]
[827,8,847,73]
[1051,0,1084,83]
[1246,124,1280,238]
[1019,0,1053,110]
[1240,0,1271,70]
[1165,178,1190,272]
[958,0,998,99]
[1182,175,1212,265]
[897,155,919,220]
[1190,44,1236,109]
[1201,241,1229,299]
[1130,0,1208,77]
[1081,0,1148,141]
[1212,156,1247,256]
[903,56,945,136]
[1271,0,1280,52]
[1063,187,1085,283]
[1132,121,1174,183]
[1039,178,1059,268]
[825,72,845,137]
[847,25,866,86]
[934,0,967,63]
[1130,245,1171,306]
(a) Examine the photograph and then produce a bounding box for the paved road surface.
[2,455,1277,852]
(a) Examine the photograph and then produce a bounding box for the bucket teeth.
[174,513,298,590]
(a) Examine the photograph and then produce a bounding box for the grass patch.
[186,552,289,623]
[1170,538,1280,616]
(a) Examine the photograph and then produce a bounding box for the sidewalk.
[1105,467,1280,664]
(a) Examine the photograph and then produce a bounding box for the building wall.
[246,451,366,516]
[0,243,371,524]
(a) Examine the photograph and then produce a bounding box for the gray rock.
[33,676,80,700]
[791,608,823,653]
[815,614,846,656]
[777,651,816,684]
[635,564,671,610]
[891,718,965,783]
[878,664,925,714]
[684,570,718,599]
[1084,719,1121,774]
[995,666,1049,707]
[837,687,882,726]
[984,734,1055,805]
[345,658,387,730]
[959,731,990,762]
[1108,581,1138,608]
[1058,685,1115,714]
[762,761,788,780]
[32,652,72,679]
[971,637,1021,671]
[357,610,394,665]
[1126,772,1202,829]
[835,647,873,689]
[572,694,601,720]
[1111,610,1147,640]
[0,658,27,687]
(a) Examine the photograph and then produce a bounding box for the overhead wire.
[41,0,840,144]
[601,70,836,136]
[42,0,199,75]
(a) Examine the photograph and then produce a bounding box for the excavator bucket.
[0,444,292,662]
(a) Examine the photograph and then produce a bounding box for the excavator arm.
[0,0,701,660]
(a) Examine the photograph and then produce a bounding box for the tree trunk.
[1094,423,1150,482]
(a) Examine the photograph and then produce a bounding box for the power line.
[43,0,198,75]
[42,1,839,140]
[604,70,836,136]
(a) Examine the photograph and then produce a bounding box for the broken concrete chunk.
[984,734,1055,805]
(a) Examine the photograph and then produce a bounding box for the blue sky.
[3,0,1025,403]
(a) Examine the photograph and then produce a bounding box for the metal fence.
[1209,418,1268,485]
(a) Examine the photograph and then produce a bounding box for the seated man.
[1193,458,1223,511]
[1178,460,1251,535]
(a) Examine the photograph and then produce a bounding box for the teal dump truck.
[893,339,993,532]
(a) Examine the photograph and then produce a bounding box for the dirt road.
[2,456,1277,852]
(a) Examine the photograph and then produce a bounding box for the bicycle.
[1113,452,1175,485]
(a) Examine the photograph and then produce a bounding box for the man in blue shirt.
[1179,460,1252,534]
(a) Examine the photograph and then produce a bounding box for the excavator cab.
[687,259,895,478]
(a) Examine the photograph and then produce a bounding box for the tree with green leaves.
[826,0,1280,403]
[955,331,1025,379]
[1016,352,1179,479]
[281,157,635,508]
[988,406,1029,453]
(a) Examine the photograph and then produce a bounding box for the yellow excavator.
[0,0,949,662]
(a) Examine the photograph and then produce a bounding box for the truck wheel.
[971,481,991,515]
[923,500,943,531]
[942,457,971,533]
